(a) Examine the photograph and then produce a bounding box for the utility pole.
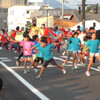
[47,0,49,28]
[62,0,64,19]
[82,0,86,32]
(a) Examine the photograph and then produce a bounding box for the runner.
[20,34,35,74]
[34,36,67,79]
[85,32,100,76]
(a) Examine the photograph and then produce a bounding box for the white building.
[8,5,42,32]
[71,20,100,31]
[27,0,43,6]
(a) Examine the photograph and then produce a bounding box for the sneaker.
[0,47,2,50]
[62,63,65,67]
[85,71,90,77]
[98,66,100,69]
[77,60,81,63]
[27,66,30,70]
[14,50,17,53]
[62,69,66,74]
[39,61,41,64]
[74,65,78,69]
[36,75,41,80]
[34,68,39,73]
[84,64,87,68]
[16,61,20,67]
[24,70,27,74]
[27,69,30,73]
[91,63,95,66]
[72,67,75,71]
[62,51,66,56]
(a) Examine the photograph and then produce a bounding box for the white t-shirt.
[78,33,85,44]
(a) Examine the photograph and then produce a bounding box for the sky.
[44,0,100,9]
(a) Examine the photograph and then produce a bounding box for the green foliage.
[25,22,32,31]
[86,5,94,13]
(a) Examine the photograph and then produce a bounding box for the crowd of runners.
[0,22,100,79]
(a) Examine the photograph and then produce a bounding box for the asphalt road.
[0,49,100,100]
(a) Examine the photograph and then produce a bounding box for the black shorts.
[34,57,44,64]
[42,58,57,68]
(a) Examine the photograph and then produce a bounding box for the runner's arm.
[60,43,67,48]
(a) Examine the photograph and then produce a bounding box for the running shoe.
[72,67,75,71]
[98,66,100,69]
[27,69,30,73]
[24,70,27,74]
[62,69,66,74]
[16,61,20,67]
[85,71,90,77]
[36,75,41,80]
[62,63,65,67]
[34,68,39,73]
[74,65,78,69]
[0,47,2,50]
[84,64,87,68]
[62,51,66,56]
[27,66,30,70]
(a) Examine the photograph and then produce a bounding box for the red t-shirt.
[1,33,8,42]
[11,30,22,39]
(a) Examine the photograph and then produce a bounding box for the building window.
[16,0,20,4]
[24,0,27,5]
[26,11,29,14]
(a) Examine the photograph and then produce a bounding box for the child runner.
[85,33,100,76]
[1,29,8,50]
[34,36,66,79]
[61,37,74,68]
[16,31,29,67]
[32,35,41,72]
[82,36,91,63]
[71,32,86,71]
[20,34,34,74]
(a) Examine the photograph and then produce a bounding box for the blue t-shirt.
[35,43,43,58]
[71,37,81,50]
[99,41,100,54]
[86,39,100,53]
[67,38,73,51]
[81,25,84,32]
[41,43,54,61]
[32,41,38,54]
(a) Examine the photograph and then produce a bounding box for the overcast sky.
[44,0,100,9]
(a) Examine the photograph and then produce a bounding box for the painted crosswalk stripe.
[0,57,8,59]
[2,59,12,62]
[0,61,50,100]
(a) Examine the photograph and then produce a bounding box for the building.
[71,20,100,31]
[0,0,25,8]
[27,0,43,6]
[30,9,78,28]
[8,6,42,32]
[0,0,26,30]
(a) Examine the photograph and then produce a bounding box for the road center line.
[0,61,50,100]
[54,56,100,72]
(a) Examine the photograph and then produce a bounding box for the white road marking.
[60,56,73,59]
[54,56,100,72]
[90,67,100,72]
[0,61,50,100]
[60,56,89,60]
[2,59,12,62]
[14,57,18,59]
[0,57,8,59]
